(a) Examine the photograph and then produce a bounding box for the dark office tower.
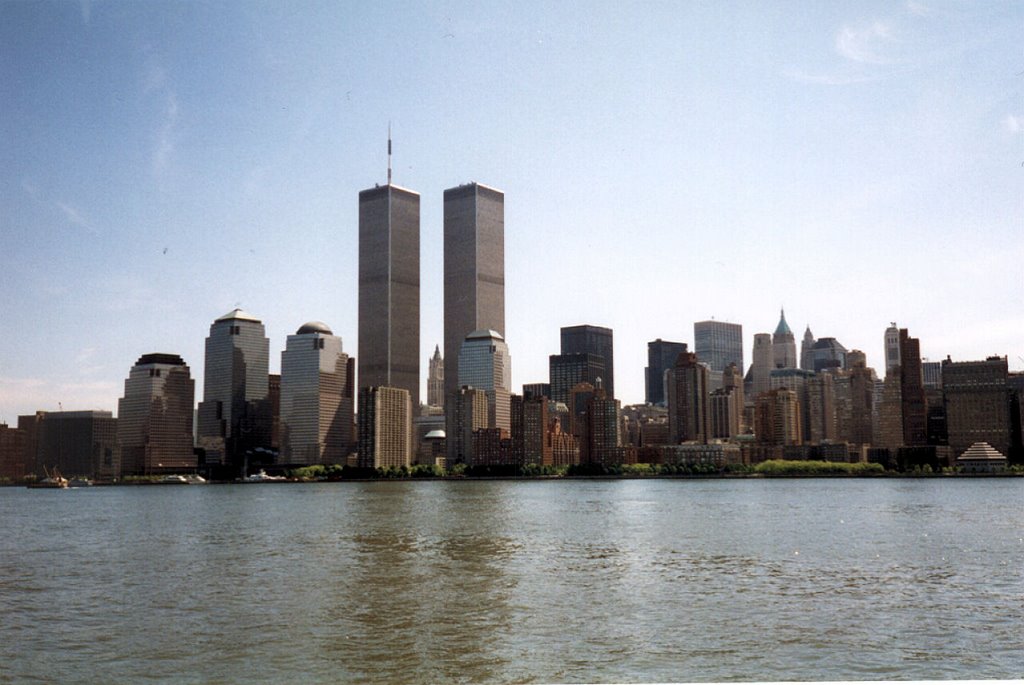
[117,354,196,476]
[561,325,614,399]
[772,309,797,369]
[646,339,688,405]
[443,182,505,402]
[898,329,927,447]
[549,353,605,406]
[522,383,551,400]
[942,356,1012,458]
[666,350,709,444]
[694,320,743,376]
[0,423,27,481]
[427,345,444,408]
[800,326,815,371]
[197,309,270,471]
[359,183,420,409]
[17,411,117,480]
[811,337,848,372]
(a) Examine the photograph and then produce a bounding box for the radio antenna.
[387,121,392,185]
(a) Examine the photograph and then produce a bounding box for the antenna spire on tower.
[387,122,392,185]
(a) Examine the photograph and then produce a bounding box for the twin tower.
[357,181,505,410]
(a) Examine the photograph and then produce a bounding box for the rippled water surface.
[2,478,1022,683]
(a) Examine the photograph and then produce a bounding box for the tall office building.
[666,349,709,444]
[117,353,196,476]
[749,333,773,398]
[646,339,688,406]
[447,386,489,465]
[279,322,353,465]
[443,182,505,402]
[884,323,901,378]
[942,356,1012,457]
[800,326,816,371]
[754,388,802,446]
[549,353,605,406]
[772,309,797,369]
[197,309,270,469]
[694,320,743,378]
[359,182,420,408]
[17,410,117,480]
[427,345,444,408]
[561,325,614,399]
[457,329,512,431]
[898,328,927,447]
[358,386,412,468]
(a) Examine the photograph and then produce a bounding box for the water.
[2,478,1022,683]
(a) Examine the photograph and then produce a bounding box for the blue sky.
[1,0,1022,420]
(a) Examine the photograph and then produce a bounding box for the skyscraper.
[800,326,815,371]
[549,353,605,406]
[359,182,420,408]
[898,328,927,447]
[117,353,196,476]
[884,323,901,378]
[457,329,512,431]
[443,182,505,402]
[749,333,773,398]
[942,356,1012,458]
[427,345,444,409]
[666,349,709,444]
[280,322,353,465]
[646,339,688,406]
[693,320,743,378]
[196,309,270,470]
[560,325,614,399]
[772,309,797,369]
[358,386,412,468]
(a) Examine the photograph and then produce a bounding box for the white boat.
[245,470,287,483]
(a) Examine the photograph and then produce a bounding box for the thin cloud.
[1003,114,1023,134]
[56,201,97,234]
[836,21,895,65]
[153,93,179,178]
[783,68,879,86]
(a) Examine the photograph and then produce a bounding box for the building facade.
[117,353,196,476]
[18,410,117,480]
[358,184,420,408]
[645,339,688,406]
[357,386,412,468]
[456,329,512,431]
[772,309,797,370]
[443,182,505,402]
[694,320,743,387]
[279,322,353,466]
[561,325,615,399]
[196,308,271,470]
[427,345,444,409]
[942,356,1012,458]
[666,350,709,444]
[549,352,605,406]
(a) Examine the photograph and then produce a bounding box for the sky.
[1,0,1022,422]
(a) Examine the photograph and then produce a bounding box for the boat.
[69,478,94,487]
[245,470,287,483]
[27,467,70,489]
[157,474,190,484]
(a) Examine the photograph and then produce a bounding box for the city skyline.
[2,2,1022,421]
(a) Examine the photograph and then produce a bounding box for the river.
[1,477,1021,683]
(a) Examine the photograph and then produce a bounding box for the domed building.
[279,322,354,466]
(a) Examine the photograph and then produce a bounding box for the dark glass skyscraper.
[196,309,270,470]
[694,320,743,376]
[443,182,505,402]
[646,339,688,405]
[560,325,614,399]
[358,183,420,408]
